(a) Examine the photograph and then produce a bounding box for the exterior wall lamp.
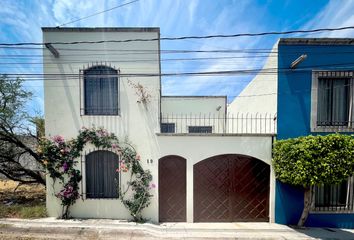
[290,54,307,69]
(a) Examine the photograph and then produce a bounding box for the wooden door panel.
[159,156,186,222]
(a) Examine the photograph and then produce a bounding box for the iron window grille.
[313,176,354,213]
[312,71,354,131]
[80,64,120,116]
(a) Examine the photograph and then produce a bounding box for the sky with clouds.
[1,0,354,114]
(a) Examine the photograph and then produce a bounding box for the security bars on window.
[313,71,354,131]
[79,64,120,116]
[313,176,354,213]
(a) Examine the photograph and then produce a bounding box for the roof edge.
[42,27,160,33]
[279,38,354,45]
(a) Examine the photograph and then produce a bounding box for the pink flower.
[135,155,141,160]
[52,135,65,144]
[97,129,108,137]
[150,183,156,189]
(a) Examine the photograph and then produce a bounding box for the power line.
[2,51,354,58]
[57,0,140,27]
[1,26,354,46]
[0,46,277,52]
[0,55,272,64]
[0,56,352,65]
[2,63,353,80]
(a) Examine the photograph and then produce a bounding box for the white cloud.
[300,1,354,38]
[2,0,354,110]
[188,0,199,24]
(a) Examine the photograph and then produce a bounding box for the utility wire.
[57,0,140,27]
[1,26,354,46]
[2,51,354,58]
[2,63,353,80]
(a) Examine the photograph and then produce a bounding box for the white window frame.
[311,70,354,132]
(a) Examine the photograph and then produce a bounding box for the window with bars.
[85,150,119,199]
[188,126,212,133]
[83,65,119,115]
[313,176,354,212]
[312,71,354,131]
[160,123,175,133]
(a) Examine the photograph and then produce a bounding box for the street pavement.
[0,218,354,239]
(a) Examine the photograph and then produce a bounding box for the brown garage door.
[194,154,270,222]
[159,155,186,222]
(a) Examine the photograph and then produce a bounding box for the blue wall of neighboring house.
[275,42,354,228]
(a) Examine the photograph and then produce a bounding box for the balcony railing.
[160,113,277,135]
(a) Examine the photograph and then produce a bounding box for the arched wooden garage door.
[194,154,270,222]
[159,156,186,222]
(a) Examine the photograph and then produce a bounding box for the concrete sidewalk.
[0,218,354,239]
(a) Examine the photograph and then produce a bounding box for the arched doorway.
[159,155,186,222]
[194,154,270,222]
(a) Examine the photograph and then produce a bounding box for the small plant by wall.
[128,79,152,104]
[272,133,354,226]
[38,127,153,221]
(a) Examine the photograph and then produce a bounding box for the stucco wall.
[43,28,275,223]
[228,42,278,115]
[43,28,162,221]
[161,96,226,115]
[275,40,354,228]
[161,96,227,133]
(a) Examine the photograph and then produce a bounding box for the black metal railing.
[160,112,277,134]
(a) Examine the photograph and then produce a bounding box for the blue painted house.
[275,38,354,228]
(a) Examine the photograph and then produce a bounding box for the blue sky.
[1,0,354,114]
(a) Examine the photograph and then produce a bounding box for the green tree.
[0,75,45,185]
[272,134,354,226]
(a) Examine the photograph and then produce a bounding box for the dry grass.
[0,180,47,218]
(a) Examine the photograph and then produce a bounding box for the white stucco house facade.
[43,27,277,223]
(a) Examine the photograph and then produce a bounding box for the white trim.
[311,70,354,132]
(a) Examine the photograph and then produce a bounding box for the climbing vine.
[127,79,152,104]
[38,127,153,221]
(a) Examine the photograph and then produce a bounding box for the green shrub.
[272,133,354,226]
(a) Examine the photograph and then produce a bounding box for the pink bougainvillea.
[39,127,153,221]
[52,135,65,144]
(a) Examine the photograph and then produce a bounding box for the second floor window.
[312,71,354,131]
[317,77,350,126]
[84,65,119,115]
